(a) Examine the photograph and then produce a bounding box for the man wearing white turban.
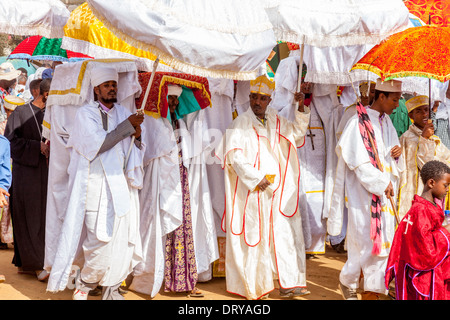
[46,65,146,300]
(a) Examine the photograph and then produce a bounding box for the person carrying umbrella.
[47,65,146,300]
[328,78,405,300]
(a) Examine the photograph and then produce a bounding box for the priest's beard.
[101,97,117,104]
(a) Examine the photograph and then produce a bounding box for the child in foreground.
[385,160,450,300]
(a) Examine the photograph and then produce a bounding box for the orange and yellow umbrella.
[404,0,450,27]
[351,25,450,83]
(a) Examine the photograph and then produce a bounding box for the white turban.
[91,66,119,87]
[167,84,182,97]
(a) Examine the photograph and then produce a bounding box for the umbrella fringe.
[351,63,450,83]
[61,36,174,73]
[0,23,64,39]
[274,24,409,48]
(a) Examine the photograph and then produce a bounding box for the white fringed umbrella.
[265,0,410,86]
[84,0,276,81]
[0,0,70,38]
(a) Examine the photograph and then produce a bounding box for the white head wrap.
[167,84,182,97]
[91,66,119,87]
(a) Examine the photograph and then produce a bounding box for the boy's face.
[430,173,450,200]
[409,105,429,130]
[379,92,402,115]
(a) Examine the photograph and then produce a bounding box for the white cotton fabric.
[0,0,69,38]
[327,109,405,293]
[46,102,145,292]
[178,110,219,281]
[46,59,141,109]
[90,66,119,87]
[85,0,276,80]
[215,106,310,299]
[297,104,327,254]
[44,60,142,276]
[265,0,409,48]
[282,12,420,86]
[203,78,235,237]
[129,115,183,297]
[270,57,343,225]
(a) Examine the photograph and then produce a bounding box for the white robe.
[129,115,183,297]
[130,110,219,295]
[215,106,310,300]
[46,102,145,292]
[297,102,326,254]
[43,96,141,274]
[43,104,78,272]
[203,78,235,237]
[327,108,405,294]
[178,109,219,281]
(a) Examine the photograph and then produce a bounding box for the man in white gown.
[46,66,146,300]
[215,75,310,300]
[270,57,342,257]
[130,84,218,297]
[327,78,405,300]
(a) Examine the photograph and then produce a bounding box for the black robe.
[4,103,48,271]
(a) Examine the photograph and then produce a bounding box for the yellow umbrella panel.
[62,2,169,72]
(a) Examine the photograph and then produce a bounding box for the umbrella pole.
[124,57,160,170]
[296,37,305,107]
[429,13,432,118]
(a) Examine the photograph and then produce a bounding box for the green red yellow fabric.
[8,35,91,61]
[136,72,211,119]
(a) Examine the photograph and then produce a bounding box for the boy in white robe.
[397,95,450,219]
[328,78,405,300]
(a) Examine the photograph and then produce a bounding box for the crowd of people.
[0,55,449,301]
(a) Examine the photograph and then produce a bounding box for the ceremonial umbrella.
[264,0,410,87]
[61,2,172,72]
[82,0,277,167]
[0,0,69,38]
[8,35,92,62]
[351,25,450,118]
[351,26,450,83]
[83,0,275,81]
[135,72,211,119]
[404,0,450,27]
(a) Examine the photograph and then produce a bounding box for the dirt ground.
[0,243,355,301]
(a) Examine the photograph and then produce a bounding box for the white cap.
[167,84,182,97]
[90,66,118,87]
[3,95,25,110]
[0,62,21,81]
[375,78,402,93]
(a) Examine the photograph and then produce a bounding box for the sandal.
[188,287,204,298]
[295,288,311,297]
